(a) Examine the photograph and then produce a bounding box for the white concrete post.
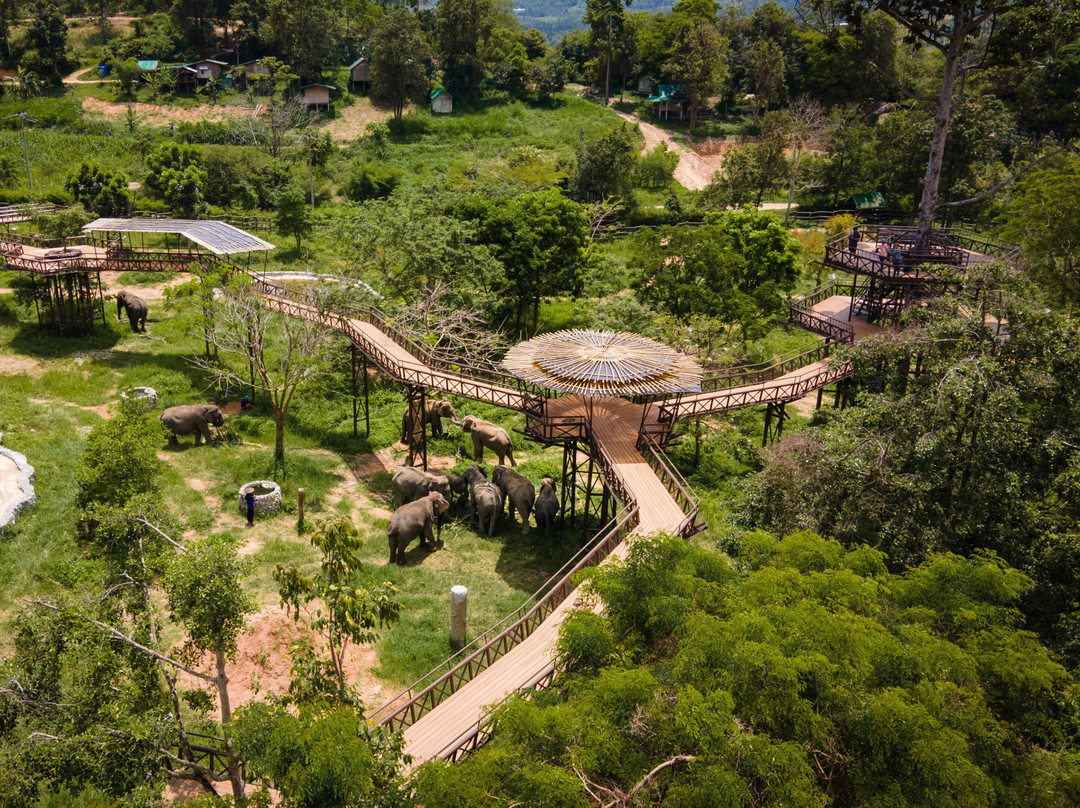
[450,585,468,650]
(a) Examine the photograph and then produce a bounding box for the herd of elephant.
[385,463,560,565]
[389,398,563,564]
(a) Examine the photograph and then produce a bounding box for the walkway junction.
[0,215,1012,768]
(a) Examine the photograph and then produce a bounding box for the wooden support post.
[561,441,577,527]
[297,488,306,528]
[816,385,824,409]
[361,353,370,437]
[582,451,596,536]
[405,385,427,469]
[351,344,359,438]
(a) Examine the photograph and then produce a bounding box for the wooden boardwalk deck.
[402,399,687,765]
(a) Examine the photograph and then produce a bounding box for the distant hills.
[516,0,799,42]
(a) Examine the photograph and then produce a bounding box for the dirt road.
[612,110,723,191]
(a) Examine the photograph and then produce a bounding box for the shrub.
[824,212,858,238]
[343,161,402,202]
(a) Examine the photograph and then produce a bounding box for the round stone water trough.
[121,386,158,412]
[238,480,282,516]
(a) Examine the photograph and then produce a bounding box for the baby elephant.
[392,466,452,506]
[387,491,450,564]
[459,415,516,466]
[492,466,535,536]
[464,464,503,537]
[159,404,224,447]
[535,477,559,535]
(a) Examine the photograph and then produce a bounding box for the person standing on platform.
[848,225,860,254]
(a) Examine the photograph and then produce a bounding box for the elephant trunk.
[116,297,124,322]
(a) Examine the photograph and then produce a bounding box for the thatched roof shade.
[503,329,702,397]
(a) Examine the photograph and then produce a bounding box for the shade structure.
[83,218,275,255]
[502,329,702,397]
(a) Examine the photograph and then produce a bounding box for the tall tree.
[369,8,430,119]
[196,276,332,470]
[264,0,341,81]
[802,1,1024,247]
[663,16,729,131]
[437,0,495,96]
[585,0,629,104]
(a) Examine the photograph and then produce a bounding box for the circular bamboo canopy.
[503,329,702,397]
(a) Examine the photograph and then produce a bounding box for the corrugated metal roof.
[851,191,886,209]
[347,57,368,70]
[82,218,275,256]
[136,60,159,71]
[648,83,684,103]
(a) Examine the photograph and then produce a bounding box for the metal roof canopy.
[503,329,703,398]
[83,218,275,256]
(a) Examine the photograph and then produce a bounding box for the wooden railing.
[702,340,836,392]
[637,433,703,538]
[252,278,546,411]
[168,732,241,780]
[366,507,640,732]
[437,663,557,763]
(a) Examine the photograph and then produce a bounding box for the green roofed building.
[136,60,159,71]
[648,83,684,120]
[850,191,886,209]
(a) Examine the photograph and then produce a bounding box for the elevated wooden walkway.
[0,221,899,767]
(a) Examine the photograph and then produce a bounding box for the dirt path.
[63,65,113,85]
[612,109,723,191]
[318,97,396,144]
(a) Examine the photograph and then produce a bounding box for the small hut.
[192,59,229,84]
[170,64,198,92]
[348,57,371,93]
[648,83,684,120]
[298,84,335,111]
[430,88,453,114]
[635,74,656,95]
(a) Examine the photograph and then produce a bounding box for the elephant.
[431,471,468,507]
[459,415,516,467]
[492,465,535,536]
[159,404,224,446]
[535,477,559,535]
[463,464,503,537]
[387,491,450,564]
[392,466,452,507]
[116,291,148,333]
[401,399,459,443]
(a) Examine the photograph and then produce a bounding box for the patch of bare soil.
[318,97,396,144]
[612,109,723,191]
[101,270,189,302]
[175,607,387,712]
[789,391,828,418]
[82,96,256,126]
[0,355,45,376]
[28,396,112,418]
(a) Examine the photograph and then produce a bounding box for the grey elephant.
[387,491,450,564]
[159,404,224,446]
[464,464,503,537]
[116,290,148,332]
[401,399,459,442]
[492,465,535,536]
[460,415,516,466]
[535,477,559,535]
[392,466,452,506]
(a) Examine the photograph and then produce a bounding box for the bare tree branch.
[939,141,1075,208]
[27,599,217,684]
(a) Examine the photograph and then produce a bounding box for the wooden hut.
[648,83,684,120]
[430,88,453,115]
[169,64,198,92]
[192,59,229,84]
[348,57,371,93]
[297,83,335,111]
